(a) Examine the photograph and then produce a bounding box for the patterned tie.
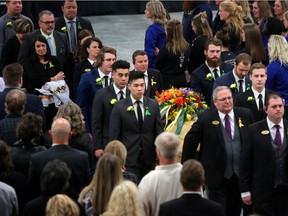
[46,36,53,55]
[258,94,263,111]
[69,21,77,52]
[136,101,143,128]
[225,114,232,139]
[119,91,124,100]
[274,125,282,148]
[238,80,243,93]
[213,68,219,79]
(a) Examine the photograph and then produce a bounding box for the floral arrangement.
[155,88,208,134]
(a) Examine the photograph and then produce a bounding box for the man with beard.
[213,53,252,99]
[190,38,233,107]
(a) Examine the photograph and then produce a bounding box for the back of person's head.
[50,118,71,143]
[263,17,285,37]
[0,140,13,180]
[95,47,117,68]
[14,17,34,34]
[54,103,85,136]
[91,153,123,215]
[78,29,94,43]
[180,159,205,191]
[102,181,144,216]
[268,35,288,64]
[192,12,213,38]
[16,112,43,142]
[5,89,26,115]
[215,28,232,49]
[46,194,79,216]
[155,132,180,161]
[104,140,127,167]
[40,159,71,197]
[2,63,23,87]
[204,38,223,51]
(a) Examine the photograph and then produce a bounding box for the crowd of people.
[1,0,288,215]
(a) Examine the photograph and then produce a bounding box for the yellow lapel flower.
[247,96,255,102]
[95,78,102,86]
[49,61,55,68]
[110,99,117,105]
[238,118,244,128]
[61,26,67,33]
[6,22,13,27]
[127,106,134,112]
[151,78,157,86]
[230,83,237,91]
[205,73,214,81]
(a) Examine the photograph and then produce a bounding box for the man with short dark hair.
[0,63,45,125]
[109,71,163,180]
[159,159,224,216]
[29,118,90,199]
[190,38,233,106]
[55,0,94,53]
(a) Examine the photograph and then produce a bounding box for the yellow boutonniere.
[145,107,151,116]
[238,118,244,128]
[151,78,157,86]
[95,78,102,86]
[61,26,67,33]
[6,22,13,27]
[110,99,117,105]
[205,73,214,81]
[49,61,54,68]
[230,83,237,91]
[127,106,134,112]
[247,96,255,102]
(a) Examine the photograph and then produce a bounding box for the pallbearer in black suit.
[130,50,162,98]
[159,159,224,216]
[55,0,94,53]
[240,93,288,216]
[92,60,130,159]
[235,63,274,122]
[109,71,163,180]
[182,86,253,216]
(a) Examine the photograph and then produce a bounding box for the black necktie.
[136,101,143,128]
[104,76,109,87]
[119,91,124,100]
[69,21,77,52]
[213,68,219,79]
[238,80,243,93]
[258,94,263,111]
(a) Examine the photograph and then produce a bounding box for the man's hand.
[242,195,252,205]
[95,149,104,158]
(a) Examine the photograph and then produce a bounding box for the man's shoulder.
[147,68,161,75]
[193,63,208,74]
[77,16,92,24]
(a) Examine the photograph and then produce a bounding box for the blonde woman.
[102,181,144,216]
[283,10,288,39]
[104,140,138,184]
[266,35,288,106]
[233,0,253,23]
[188,12,213,72]
[155,19,190,88]
[46,194,80,216]
[218,1,244,52]
[144,0,167,69]
[78,153,123,216]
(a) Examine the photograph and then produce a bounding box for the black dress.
[1,36,20,68]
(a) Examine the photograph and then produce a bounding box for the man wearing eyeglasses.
[91,60,130,160]
[0,0,32,61]
[18,10,69,67]
[182,86,253,216]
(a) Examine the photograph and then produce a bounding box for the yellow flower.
[95,78,102,85]
[151,78,157,86]
[202,103,208,109]
[127,106,134,112]
[186,114,192,121]
[247,96,255,102]
[61,26,67,33]
[238,118,244,128]
[205,73,214,81]
[110,99,117,105]
[169,99,175,103]
[230,83,237,90]
[49,61,54,68]
[6,22,13,27]
[173,111,178,118]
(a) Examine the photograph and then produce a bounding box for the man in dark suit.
[18,10,70,67]
[213,53,252,99]
[55,0,94,53]
[109,71,163,180]
[240,92,288,216]
[92,60,130,159]
[0,63,45,126]
[182,86,253,216]
[190,38,233,107]
[77,47,116,133]
[29,118,90,200]
[235,63,273,123]
[130,50,162,98]
[159,159,224,216]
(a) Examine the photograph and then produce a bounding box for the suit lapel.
[261,120,275,159]
[210,109,225,145]
[126,97,139,129]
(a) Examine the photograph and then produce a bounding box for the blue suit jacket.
[190,63,233,107]
[76,68,111,132]
[213,71,252,98]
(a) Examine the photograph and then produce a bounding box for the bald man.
[29,118,90,199]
